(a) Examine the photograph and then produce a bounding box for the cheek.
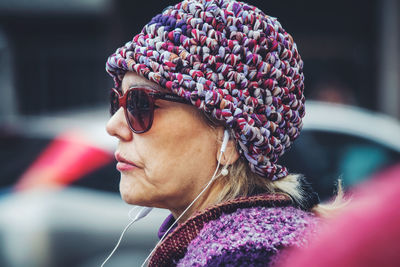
[145,114,216,175]
[132,108,218,205]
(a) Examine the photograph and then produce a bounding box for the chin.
[120,191,135,204]
[118,176,166,208]
[119,184,152,207]
[119,177,138,204]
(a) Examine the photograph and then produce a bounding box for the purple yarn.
[176,206,318,266]
[158,213,177,239]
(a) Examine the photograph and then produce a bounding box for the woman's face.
[106,72,220,212]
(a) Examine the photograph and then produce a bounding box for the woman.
[106,0,322,266]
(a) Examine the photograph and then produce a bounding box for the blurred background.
[0,0,399,267]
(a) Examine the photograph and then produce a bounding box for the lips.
[115,152,139,172]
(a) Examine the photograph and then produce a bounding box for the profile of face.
[106,72,224,214]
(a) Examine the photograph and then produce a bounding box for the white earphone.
[220,129,230,176]
[221,129,230,153]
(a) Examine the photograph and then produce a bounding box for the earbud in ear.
[221,167,229,176]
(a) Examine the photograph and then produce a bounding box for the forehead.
[121,72,166,93]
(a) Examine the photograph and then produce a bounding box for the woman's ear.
[216,128,240,165]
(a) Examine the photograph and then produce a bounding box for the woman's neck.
[170,179,225,224]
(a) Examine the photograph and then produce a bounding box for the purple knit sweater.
[150,194,318,266]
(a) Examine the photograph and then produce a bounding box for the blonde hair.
[199,111,348,217]
[214,157,348,217]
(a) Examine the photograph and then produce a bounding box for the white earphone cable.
[101,206,153,267]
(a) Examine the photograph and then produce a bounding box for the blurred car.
[0,101,399,267]
[280,101,400,200]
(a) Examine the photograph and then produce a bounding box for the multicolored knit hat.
[106,0,305,180]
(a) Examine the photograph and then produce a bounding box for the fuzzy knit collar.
[149,193,292,266]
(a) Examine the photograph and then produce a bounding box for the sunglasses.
[110,87,191,133]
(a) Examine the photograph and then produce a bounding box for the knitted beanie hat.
[106,0,305,180]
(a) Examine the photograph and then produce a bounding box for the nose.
[106,108,133,141]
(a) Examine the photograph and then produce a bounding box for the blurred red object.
[15,131,112,191]
[277,163,400,267]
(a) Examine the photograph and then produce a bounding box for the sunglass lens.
[126,90,153,132]
[109,90,120,115]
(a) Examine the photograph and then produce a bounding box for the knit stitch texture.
[106,0,305,180]
[177,206,317,266]
[150,194,317,266]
